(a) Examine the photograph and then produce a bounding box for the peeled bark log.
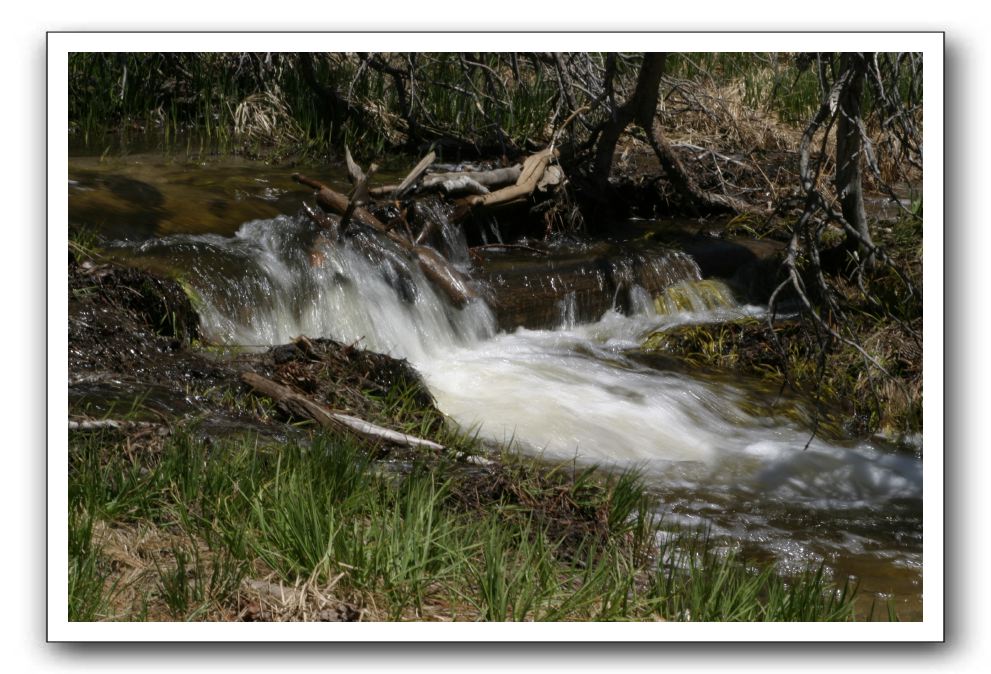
[369,164,522,197]
[423,166,521,190]
[468,147,558,208]
[393,150,436,199]
[434,175,491,196]
[241,372,445,451]
[452,148,559,220]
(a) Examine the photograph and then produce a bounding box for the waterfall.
[124,214,495,363]
[111,210,921,594]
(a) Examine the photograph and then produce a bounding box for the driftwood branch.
[456,147,559,215]
[294,173,387,235]
[393,150,436,199]
[241,372,445,451]
[369,165,522,198]
[344,144,366,187]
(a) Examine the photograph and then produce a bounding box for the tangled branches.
[769,52,923,437]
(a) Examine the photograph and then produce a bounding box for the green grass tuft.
[67,423,867,622]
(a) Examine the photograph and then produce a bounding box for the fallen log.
[421,165,521,190]
[413,244,476,303]
[293,173,476,307]
[241,372,445,452]
[369,165,522,197]
[465,147,558,209]
[452,148,560,221]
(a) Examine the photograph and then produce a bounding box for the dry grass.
[662,76,801,154]
[232,90,303,146]
[89,520,363,622]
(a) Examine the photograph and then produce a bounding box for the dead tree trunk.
[592,53,667,192]
[835,52,874,265]
[591,53,749,216]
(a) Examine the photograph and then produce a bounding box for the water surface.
[70,156,924,619]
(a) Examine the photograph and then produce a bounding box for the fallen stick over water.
[241,371,445,452]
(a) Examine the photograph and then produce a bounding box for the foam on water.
[113,214,922,586]
[417,312,921,506]
[120,214,921,507]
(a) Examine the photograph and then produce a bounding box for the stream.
[69,156,924,619]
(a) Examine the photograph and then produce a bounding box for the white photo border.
[49,31,944,642]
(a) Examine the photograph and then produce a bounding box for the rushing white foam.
[119,214,921,508]
[129,215,496,361]
[417,312,922,505]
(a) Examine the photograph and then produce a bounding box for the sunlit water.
[105,208,923,618]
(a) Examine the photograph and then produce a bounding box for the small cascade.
[626,285,657,316]
[440,219,471,271]
[478,245,703,330]
[556,292,579,329]
[653,278,739,315]
[103,210,922,607]
[413,198,472,271]
[116,213,496,362]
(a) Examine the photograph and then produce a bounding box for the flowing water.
[70,157,924,619]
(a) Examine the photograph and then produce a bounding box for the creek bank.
[641,313,922,440]
[69,247,445,452]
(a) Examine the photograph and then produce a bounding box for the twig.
[392,150,436,200]
[241,372,445,452]
[68,418,166,432]
[470,243,549,256]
